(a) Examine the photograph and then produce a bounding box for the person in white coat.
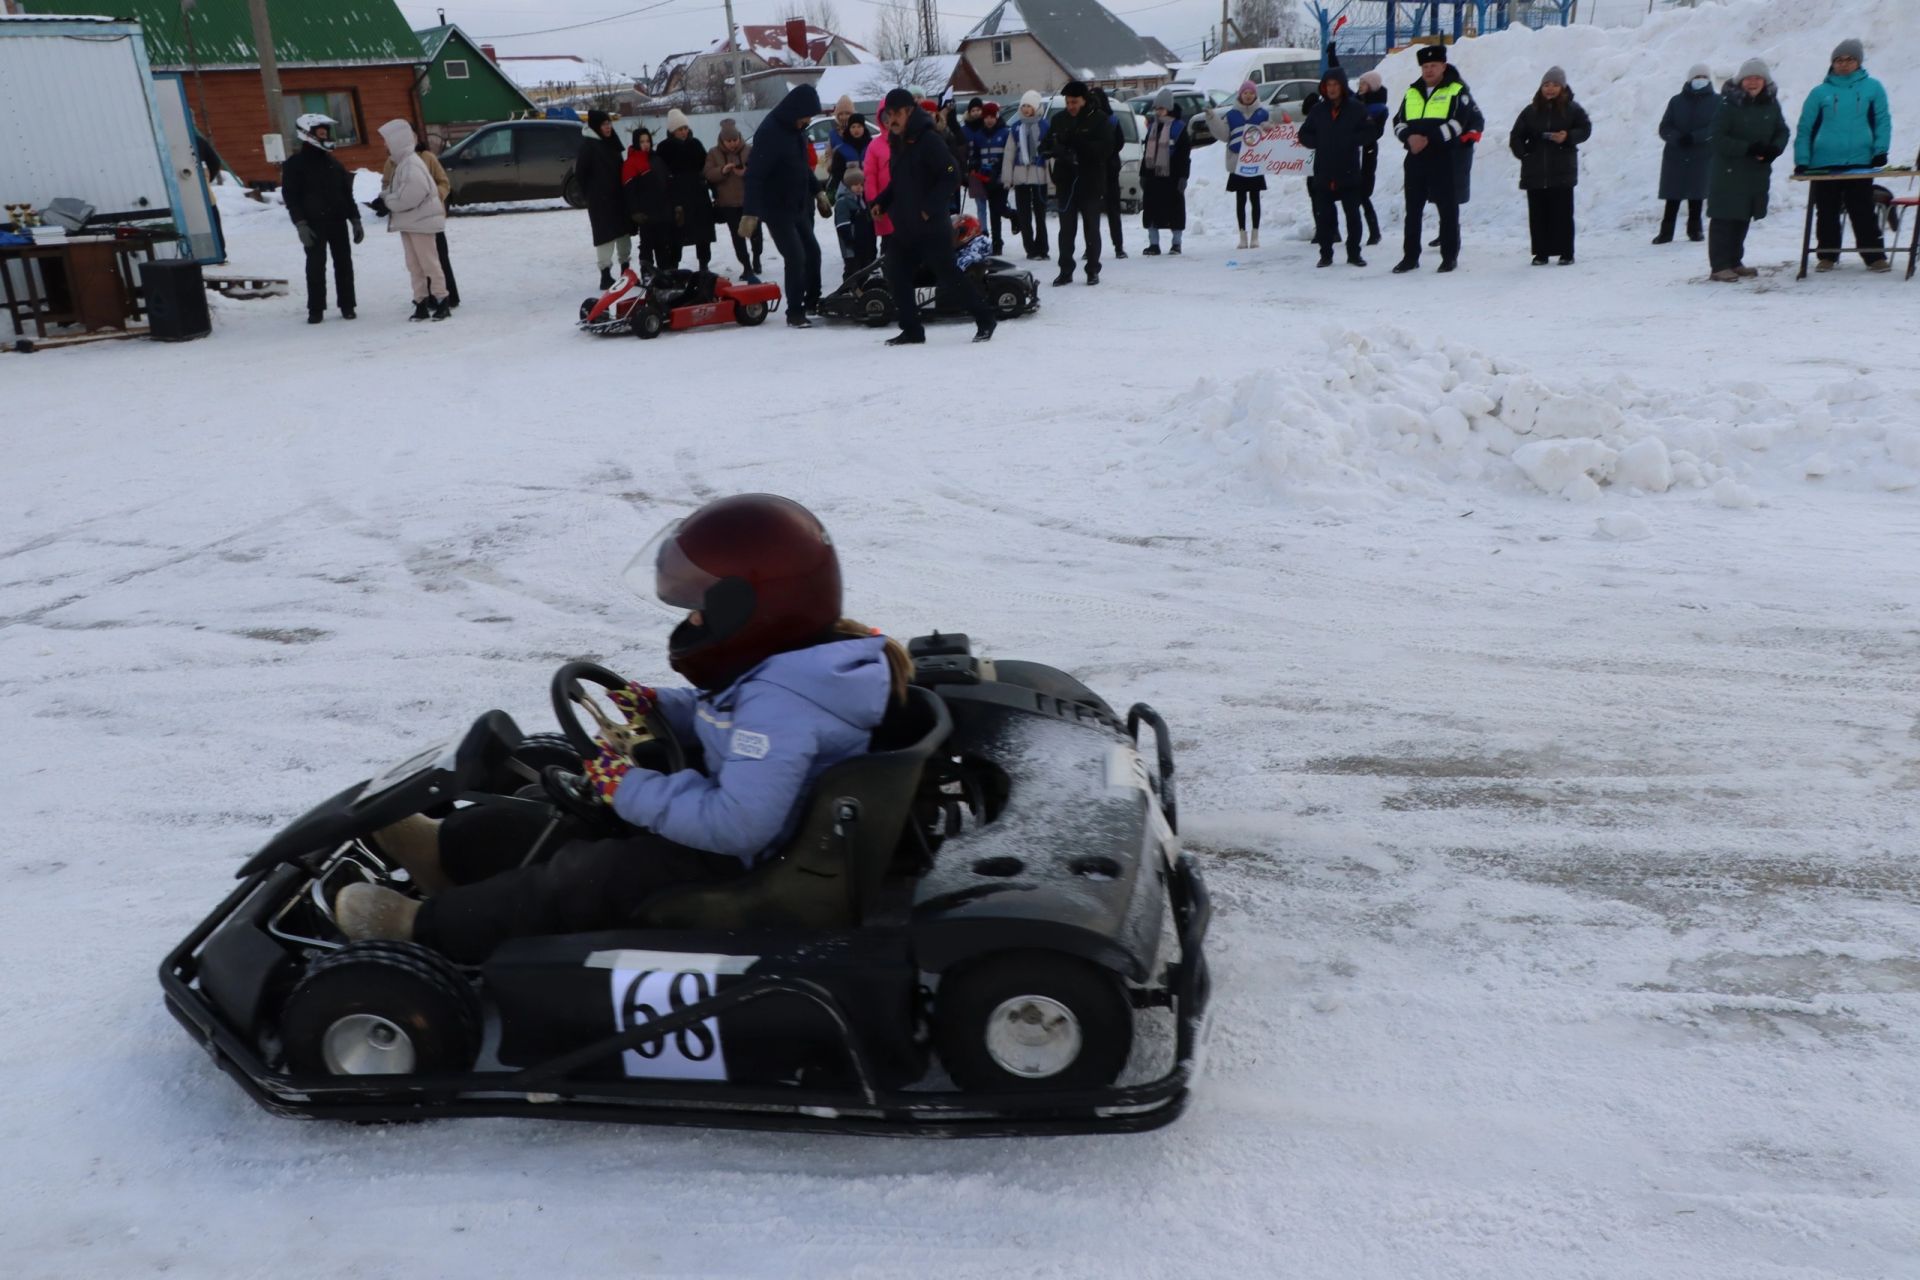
[377,119,451,321]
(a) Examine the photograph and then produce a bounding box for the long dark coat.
[576,128,629,244]
[1508,91,1593,189]
[1300,84,1382,190]
[1357,85,1390,198]
[655,133,715,246]
[1657,83,1718,201]
[1707,81,1790,221]
[1139,110,1192,230]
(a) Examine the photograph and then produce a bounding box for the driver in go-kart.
[334,493,912,963]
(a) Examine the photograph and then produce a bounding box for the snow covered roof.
[496,54,633,91]
[14,0,425,70]
[755,56,967,107]
[961,0,1166,82]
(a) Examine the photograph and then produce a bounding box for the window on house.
[283,90,362,147]
[444,59,470,80]
[992,39,1012,65]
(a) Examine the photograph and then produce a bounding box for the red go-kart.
[578,267,782,339]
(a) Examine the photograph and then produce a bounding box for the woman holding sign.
[1208,82,1272,249]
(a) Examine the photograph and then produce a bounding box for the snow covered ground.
[4,4,1919,1275]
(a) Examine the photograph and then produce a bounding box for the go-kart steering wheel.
[550,660,687,774]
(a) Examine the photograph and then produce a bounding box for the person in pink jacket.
[864,124,894,243]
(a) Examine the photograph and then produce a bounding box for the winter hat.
[1062,79,1090,98]
[1541,65,1567,87]
[835,94,855,117]
[666,108,691,133]
[586,109,611,132]
[982,101,1001,119]
[1737,57,1771,82]
[1831,37,1864,63]
[1020,89,1044,113]
[1687,62,1712,83]
[1416,43,1448,65]
[883,87,917,113]
[918,98,940,114]
[967,97,984,113]
[842,164,864,186]
[717,118,741,143]
[1356,70,1383,93]
[1238,79,1258,97]
[1151,86,1174,111]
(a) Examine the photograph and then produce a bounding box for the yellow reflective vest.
[1402,81,1466,127]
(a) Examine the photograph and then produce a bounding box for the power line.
[479,0,691,39]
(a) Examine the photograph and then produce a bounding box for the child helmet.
[627,494,842,690]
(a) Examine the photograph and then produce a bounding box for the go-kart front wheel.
[578,297,598,322]
[279,941,481,1077]
[859,289,894,328]
[991,285,1026,320]
[631,306,664,339]
[933,950,1132,1093]
[734,300,768,326]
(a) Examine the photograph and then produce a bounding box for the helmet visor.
[622,519,719,616]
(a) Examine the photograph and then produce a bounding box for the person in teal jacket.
[1794,37,1893,271]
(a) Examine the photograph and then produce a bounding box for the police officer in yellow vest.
[1392,43,1484,273]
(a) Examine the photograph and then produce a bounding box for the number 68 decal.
[609,966,728,1081]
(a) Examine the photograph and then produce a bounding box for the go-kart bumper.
[159,851,1211,1137]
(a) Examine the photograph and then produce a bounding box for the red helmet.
[627,494,842,690]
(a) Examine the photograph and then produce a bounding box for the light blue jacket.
[1795,68,1892,169]
[610,635,892,865]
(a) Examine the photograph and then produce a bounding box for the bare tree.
[582,61,628,112]
[870,0,917,62]
[1230,0,1316,49]
[858,53,950,99]
[776,0,845,34]
[687,60,733,111]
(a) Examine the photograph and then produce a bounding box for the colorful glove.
[351,220,365,244]
[607,681,657,721]
[581,740,631,806]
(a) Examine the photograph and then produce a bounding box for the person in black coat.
[577,110,630,288]
[656,110,715,269]
[1300,66,1380,267]
[622,128,674,278]
[1655,62,1717,243]
[1392,44,1484,272]
[280,116,362,322]
[743,84,824,326]
[1354,71,1390,244]
[871,89,994,346]
[1093,87,1128,259]
[1043,80,1112,285]
[1508,66,1593,264]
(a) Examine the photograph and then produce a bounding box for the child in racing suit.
[335,494,912,964]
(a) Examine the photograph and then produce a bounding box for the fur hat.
[1541,65,1567,87]
[1831,37,1864,63]
[883,87,916,113]
[1737,57,1772,83]
[1687,62,1712,82]
[1020,89,1044,112]
[1062,79,1090,98]
[1416,43,1448,66]
[666,108,691,133]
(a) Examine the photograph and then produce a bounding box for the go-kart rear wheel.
[734,300,768,326]
[859,289,894,328]
[631,306,664,339]
[991,285,1025,319]
[933,950,1132,1092]
[280,941,480,1077]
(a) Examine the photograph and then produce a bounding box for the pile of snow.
[1364,0,1920,234]
[1144,325,1919,509]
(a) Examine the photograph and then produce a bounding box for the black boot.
[1347,251,1367,267]
[598,267,614,291]
[1392,259,1419,274]
[430,296,452,320]
[409,299,431,321]
[973,319,996,343]
[1437,259,1458,273]
[885,331,925,346]
[307,312,324,324]
[1317,249,1334,268]
[1052,269,1073,286]
[340,306,356,319]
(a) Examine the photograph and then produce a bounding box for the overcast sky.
[393,0,1243,79]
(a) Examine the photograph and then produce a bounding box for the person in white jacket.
[377,119,451,321]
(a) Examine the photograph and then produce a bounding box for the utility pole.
[719,0,739,109]
[1218,0,1241,52]
[179,0,216,150]
[246,0,286,143]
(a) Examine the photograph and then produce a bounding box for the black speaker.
[143,258,211,342]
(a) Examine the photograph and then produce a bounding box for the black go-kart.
[162,633,1210,1136]
[816,257,1041,328]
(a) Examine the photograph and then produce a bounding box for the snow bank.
[1144,325,1917,508]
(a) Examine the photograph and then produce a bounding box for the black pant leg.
[884,236,923,337]
[1842,178,1887,263]
[1813,182,1845,262]
[1104,173,1123,250]
[1341,195,1364,255]
[1557,189,1576,258]
[325,219,355,309]
[1527,190,1550,256]
[303,235,329,316]
[1437,198,1461,264]
[1056,185,1080,271]
[1707,218,1736,270]
[416,830,740,965]
[435,231,458,304]
[1687,200,1704,236]
[1310,190,1338,249]
[1659,199,1679,239]
[764,214,809,316]
[803,228,821,307]
[1403,170,1428,263]
[1361,197,1378,239]
[1082,190,1105,271]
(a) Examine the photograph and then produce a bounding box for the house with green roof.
[413,24,540,145]
[15,0,427,183]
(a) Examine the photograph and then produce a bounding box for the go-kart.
[577,266,782,339]
[161,633,1210,1136]
[817,256,1040,328]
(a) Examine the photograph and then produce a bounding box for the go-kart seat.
[631,686,952,931]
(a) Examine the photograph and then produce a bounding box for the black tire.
[991,285,1024,319]
[734,300,768,326]
[579,297,597,322]
[933,950,1132,1092]
[561,173,586,209]
[859,289,894,328]
[632,306,663,339]
[280,941,481,1077]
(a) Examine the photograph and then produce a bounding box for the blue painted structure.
[1304,1,1575,69]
